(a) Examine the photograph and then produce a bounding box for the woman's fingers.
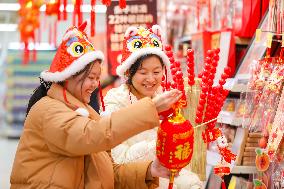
[153,89,183,113]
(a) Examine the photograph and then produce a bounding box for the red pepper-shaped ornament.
[156,109,194,189]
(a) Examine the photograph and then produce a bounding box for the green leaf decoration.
[253,179,263,186]
[255,148,262,155]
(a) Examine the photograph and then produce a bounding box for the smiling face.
[129,55,164,99]
[66,60,101,104]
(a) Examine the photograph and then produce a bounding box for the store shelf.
[231,166,257,174]
[217,111,242,126]
[218,110,251,127]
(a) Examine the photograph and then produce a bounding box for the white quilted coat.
[102,84,203,189]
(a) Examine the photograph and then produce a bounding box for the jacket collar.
[47,83,100,120]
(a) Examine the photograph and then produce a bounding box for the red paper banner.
[106,0,157,75]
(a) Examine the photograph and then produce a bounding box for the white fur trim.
[75,108,89,117]
[40,51,104,82]
[125,26,138,38]
[63,28,79,41]
[116,47,171,78]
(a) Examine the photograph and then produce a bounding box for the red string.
[99,81,105,111]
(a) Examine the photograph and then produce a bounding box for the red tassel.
[168,171,176,189]
[91,10,95,36]
[99,81,105,111]
[221,180,226,189]
[119,0,126,9]
[168,183,173,189]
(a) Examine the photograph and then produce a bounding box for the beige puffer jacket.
[10,84,159,189]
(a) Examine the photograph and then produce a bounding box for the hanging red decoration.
[157,96,194,189]
[119,0,126,9]
[101,0,127,9]
[45,0,60,46]
[90,0,96,37]
[73,0,83,26]
[46,0,59,16]
[161,46,236,187]
[18,0,43,64]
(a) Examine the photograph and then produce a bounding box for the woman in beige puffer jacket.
[10,22,182,189]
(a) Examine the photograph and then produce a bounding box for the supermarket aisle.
[0,137,18,189]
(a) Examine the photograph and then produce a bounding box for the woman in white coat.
[102,25,202,189]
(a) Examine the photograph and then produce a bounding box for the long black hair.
[127,54,163,85]
[26,60,101,116]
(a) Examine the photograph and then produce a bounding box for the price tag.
[266,32,273,48]
[255,29,261,43]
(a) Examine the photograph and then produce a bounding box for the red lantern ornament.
[157,109,194,189]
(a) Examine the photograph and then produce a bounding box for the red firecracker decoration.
[157,105,194,189]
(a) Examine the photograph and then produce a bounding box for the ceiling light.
[0,24,17,32]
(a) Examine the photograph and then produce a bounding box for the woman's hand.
[150,158,179,178]
[152,89,182,113]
